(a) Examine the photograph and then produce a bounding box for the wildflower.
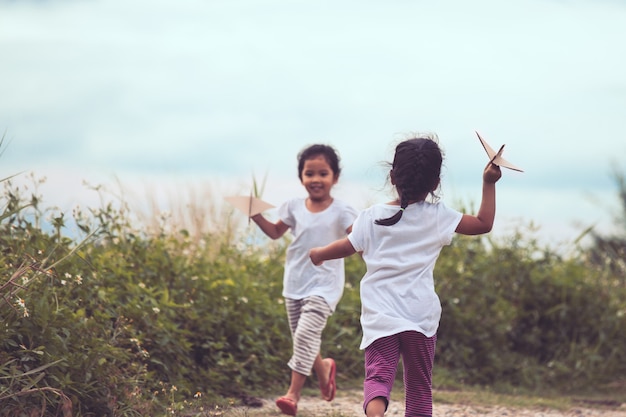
[60,280,67,286]
[65,273,72,279]
[16,298,29,317]
[152,307,160,314]
[75,275,83,284]
[240,297,248,304]
[138,282,146,289]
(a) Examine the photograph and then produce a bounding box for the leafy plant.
[1,164,625,415]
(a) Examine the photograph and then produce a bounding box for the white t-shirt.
[279,197,358,311]
[348,201,463,349]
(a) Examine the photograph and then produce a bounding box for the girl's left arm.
[455,162,501,235]
[310,237,356,266]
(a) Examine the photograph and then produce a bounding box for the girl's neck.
[393,191,429,206]
[390,197,426,206]
[306,196,333,213]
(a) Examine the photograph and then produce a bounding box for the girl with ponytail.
[309,133,502,417]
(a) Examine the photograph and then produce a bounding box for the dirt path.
[236,389,626,417]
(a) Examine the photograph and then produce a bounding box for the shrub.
[436,230,626,391]
[1,173,625,416]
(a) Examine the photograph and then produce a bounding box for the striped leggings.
[364,331,437,417]
[285,296,332,376]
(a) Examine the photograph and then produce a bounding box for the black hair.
[297,144,342,181]
[375,136,443,226]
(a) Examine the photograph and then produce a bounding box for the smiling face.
[300,154,338,203]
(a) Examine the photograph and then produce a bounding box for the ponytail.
[375,197,408,226]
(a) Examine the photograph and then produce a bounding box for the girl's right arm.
[309,237,357,266]
[251,213,290,240]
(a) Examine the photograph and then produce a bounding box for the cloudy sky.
[1,0,625,249]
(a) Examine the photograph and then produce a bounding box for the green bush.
[1,181,291,415]
[436,231,626,391]
[1,174,625,415]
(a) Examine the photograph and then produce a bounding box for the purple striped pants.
[363,331,436,417]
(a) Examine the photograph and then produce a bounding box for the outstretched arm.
[251,213,290,240]
[455,162,502,235]
[310,237,357,266]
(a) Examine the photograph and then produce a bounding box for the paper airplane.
[225,194,275,218]
[475,131,523,172]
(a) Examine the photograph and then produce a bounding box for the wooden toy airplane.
[225,193,274,221]
[475,131,523,172]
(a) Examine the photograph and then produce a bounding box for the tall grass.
[1,170,625,416]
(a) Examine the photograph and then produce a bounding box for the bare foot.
[318,358,336,401]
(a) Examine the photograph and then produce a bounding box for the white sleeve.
[437,203,463,246]
[278,199,295,228]
[347,209,368,252]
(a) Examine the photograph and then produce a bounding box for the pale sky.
[1,0,625,249]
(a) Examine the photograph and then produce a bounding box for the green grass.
[166,376,626,417]
[433,369,626,411]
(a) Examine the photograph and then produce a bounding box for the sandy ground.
[232,389,626,417]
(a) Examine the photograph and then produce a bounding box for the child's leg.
[284,296,332,399]
[284,370,307,402]
[313,355,336,400]
[363,334,401,416]
[365,397,386,417]
[399,331,437,417]
[282,355,331,402]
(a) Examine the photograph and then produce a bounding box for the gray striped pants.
[285,295,333,376]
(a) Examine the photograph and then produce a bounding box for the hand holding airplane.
[225,193,275,221]
[475,131,523,172]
